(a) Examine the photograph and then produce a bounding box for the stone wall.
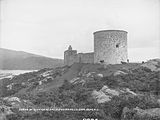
[64,50,94,66]
[77,52,94,63]
[94,30,128,64]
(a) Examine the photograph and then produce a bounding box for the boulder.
[70,77,80,83]
[97,73,103,78]
[92,85,120,103]
[113,70,127,76]
[38,81,42,85]
[6,83,15,90]
[133,107,160,117]
[92,86,138,104]
[0,105,14,120]
[121,107,134,120]
[158,99,160,105]
[70,77,86,85]
[121,107,160,120]
[40,70,53,77]
[92,90,111,103]
[3,97,21,103]
[141,59,160,71]
[125,88,137,96]
[86,72,96,78]
[101,86,120,96]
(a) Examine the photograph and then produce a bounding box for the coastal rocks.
[40,70,53,77]
[0,72,13,80]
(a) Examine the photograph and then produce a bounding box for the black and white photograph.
[0,0,160,120]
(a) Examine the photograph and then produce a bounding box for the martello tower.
[94,30,128,64]
[64,30,128,66]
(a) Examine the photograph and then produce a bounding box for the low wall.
[77,52,94,63]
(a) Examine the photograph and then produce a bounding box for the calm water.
[0,70,37,79]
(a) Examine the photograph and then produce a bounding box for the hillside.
[0,59,160,120]
[0,48,64,70]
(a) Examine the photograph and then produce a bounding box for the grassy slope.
[6,62,141,98]
[1,61,160,120]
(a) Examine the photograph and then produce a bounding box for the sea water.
[0,70,37,79]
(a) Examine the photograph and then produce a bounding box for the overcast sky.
[0,0,160,61]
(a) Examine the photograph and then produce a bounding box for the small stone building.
[64,45,94,66]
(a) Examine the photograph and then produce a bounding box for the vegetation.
[1,62,160,120]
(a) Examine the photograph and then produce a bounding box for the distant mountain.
[0,48,64,70]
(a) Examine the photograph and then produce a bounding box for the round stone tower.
[94,30,128,64]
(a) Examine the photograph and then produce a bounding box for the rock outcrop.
[121,107,160,120]
[92,86,137,103]
[141,59,160,71]
[113,70,127,76]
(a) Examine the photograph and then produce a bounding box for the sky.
[0,0,160,61]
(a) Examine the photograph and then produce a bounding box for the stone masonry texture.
[94,30,128,64]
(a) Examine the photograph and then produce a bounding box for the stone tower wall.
[64,50,77,66]
[94,30,128,64]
